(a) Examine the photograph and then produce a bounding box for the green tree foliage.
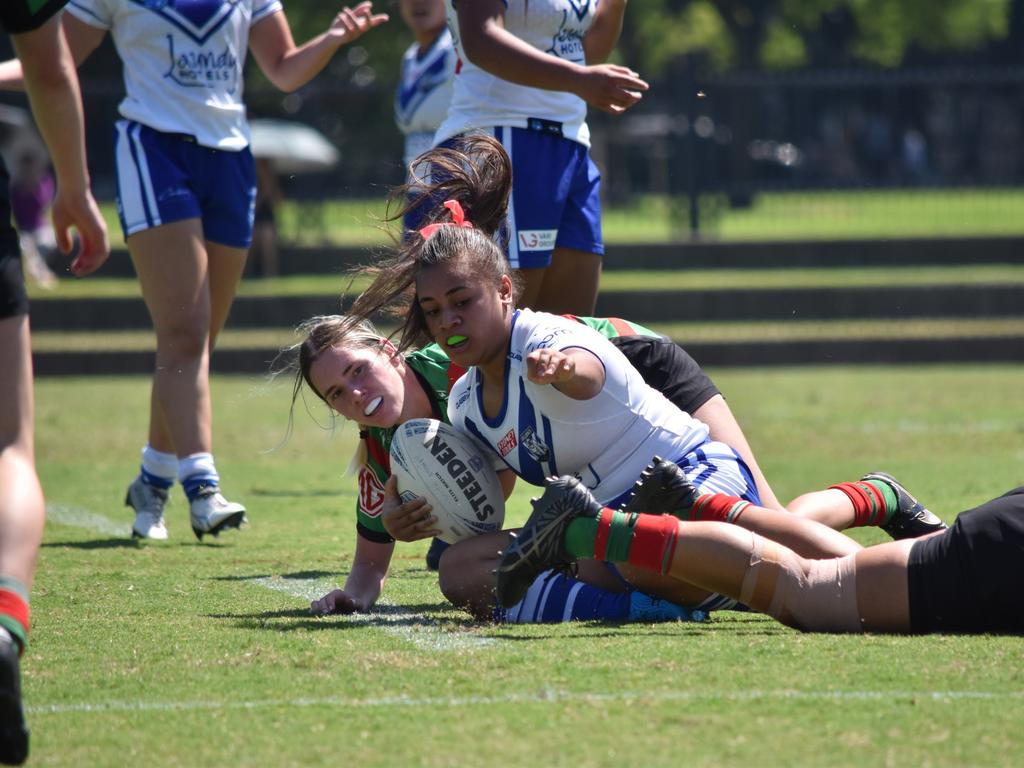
[623,0,1011,75]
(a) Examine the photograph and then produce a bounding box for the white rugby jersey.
[436,0,595,147]
[448,309,711,505]
[395,28,456,170]
[68,0,282,151]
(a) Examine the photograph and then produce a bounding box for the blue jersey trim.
[128,0,240,46]
[477,309,519,429]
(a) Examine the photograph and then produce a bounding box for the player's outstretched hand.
[311,589,363,615]
[575,64,649,115]
[329,1,389,45]
[51,187,110,277]
[381,474,440,542]
[526,348,576,385]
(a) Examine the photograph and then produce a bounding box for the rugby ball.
[390,418,505,544]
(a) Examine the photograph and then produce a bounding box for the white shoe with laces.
[189,489,247,541]
[125,476,170,540]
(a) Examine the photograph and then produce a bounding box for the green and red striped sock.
[0,576,30,653]
[687,493,753,523]
[564,508,681,575]
[829,480,899,527]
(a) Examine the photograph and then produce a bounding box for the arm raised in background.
[12,13,108,275]
[0,12,106,89]
[583,0,628,64]
[456,0,647,115]
[249,1,388,93]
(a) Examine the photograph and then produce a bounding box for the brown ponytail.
[343,133,522,353]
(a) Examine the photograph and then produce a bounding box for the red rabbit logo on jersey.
[358,466,387,516]
[498,429,518,457]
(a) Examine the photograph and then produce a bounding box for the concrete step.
[31,334,1024,376]
[93,235,1024,277]
[29,282,1024,330]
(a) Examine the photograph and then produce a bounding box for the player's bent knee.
[437,543,498,619]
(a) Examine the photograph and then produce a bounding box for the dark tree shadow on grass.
[210,570,338,582]
[208,600,485,634]
[250,488,340,498]
[42,538,140,550]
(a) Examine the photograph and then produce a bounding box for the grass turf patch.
[27,366,1024,766]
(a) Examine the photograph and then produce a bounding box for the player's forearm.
[13,20,90,196]
[583,0,628,64]
[262,33,343,93]
[0,58,25,90]
[341,563,388,610]
[459,15,585,95]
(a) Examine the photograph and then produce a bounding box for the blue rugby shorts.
[113,120,256,248]
[493,125,604,269]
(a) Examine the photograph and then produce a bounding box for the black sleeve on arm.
[610,335,721,415]
[356,521,395,545]
[0,0,68,34]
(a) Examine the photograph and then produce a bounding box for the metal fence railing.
[4,64,1024,240]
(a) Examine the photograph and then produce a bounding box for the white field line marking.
[27,688,1024,716]
[248,576,494,652]
[40,506,492,653]
[45,504,132,537]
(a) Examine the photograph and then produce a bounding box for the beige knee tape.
[740,536,863,633]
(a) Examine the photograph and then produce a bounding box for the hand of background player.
[328,1,389,45]
[310,589,363,615]
[51,187,110,277]
[526,348,576,385]
[381,475,440,542]
[574,64,649,114]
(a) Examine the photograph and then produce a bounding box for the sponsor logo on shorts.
[498,429,518,457]
[517,230,557,252]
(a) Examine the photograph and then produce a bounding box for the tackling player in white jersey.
[0,1,388,542]
[430,0,648,315]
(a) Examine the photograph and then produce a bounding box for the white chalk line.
[42,504,493,653]
[45,503,132,537]
[26,688,1024,716]
[247,576,494,652]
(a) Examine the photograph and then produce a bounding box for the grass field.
[25,365,1024,766]
[96,187,1024,247]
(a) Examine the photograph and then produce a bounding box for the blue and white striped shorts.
[113,120,256,248]
[675,440,762,505]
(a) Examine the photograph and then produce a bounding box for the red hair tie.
[418,199,474,239]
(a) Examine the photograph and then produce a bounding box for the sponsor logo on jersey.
[526,327,570,353]
[358,466,387,516]
[455,390,471,409]
[166,38,240,91]
[517,229,557,252]
[498,429,518,457]
[520,426,550,462]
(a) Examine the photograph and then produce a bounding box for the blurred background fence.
[7,59,1021,243]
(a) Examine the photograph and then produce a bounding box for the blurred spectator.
[250,157,281,278]
[10,147,58,288]
[394,0,454,174]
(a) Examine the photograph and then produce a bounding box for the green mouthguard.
[447,335,467,345]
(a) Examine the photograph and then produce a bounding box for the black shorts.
[907,487,1024,634]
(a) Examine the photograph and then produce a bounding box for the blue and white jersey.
[395,28,456,170]
[436,0,596,148]
[67,0,282,150]
[448,309,711,505]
